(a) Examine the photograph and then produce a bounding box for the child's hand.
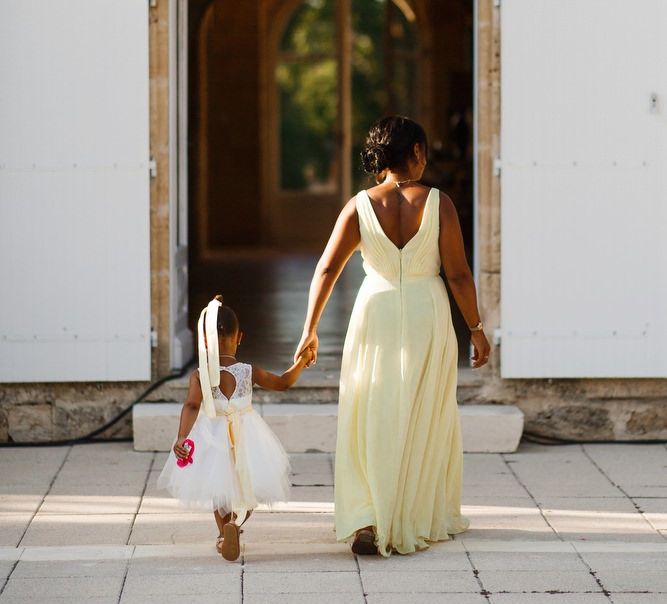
[299,347,314,366]
[173,437,190,459]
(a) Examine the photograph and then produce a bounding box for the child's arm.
[252,348,314,391]
[173,369,203,459]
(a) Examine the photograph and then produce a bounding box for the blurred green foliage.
[278,0,417,192]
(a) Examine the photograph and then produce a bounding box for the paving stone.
[128,513,216,545]
[11,559,127,578]
[1,575,123,599]
[0,515,32,547]
[478,570,601,593]
[20,545,132,561]
[241,512,336,545]
[48,483,145,497]
[457,504,556,540]
[20,514,134,546]
[361,570,479,593]
[0,561,15,580]
[121,572,241,596]
[127,556,240,576]
[0,597,117,604]
[489,595,609,603]
[367,596,487,604]
[244,570,362,594]
[593,569,667,592]
[462,540,575,552]
[52,468,149,488]
[578,551,667,572]
[244,595,365,604]
[121,596,240,604]
[536,497,638,512]
[243,542,356,572]
[610,595,667,604]
[40,494,140,515]
[67,443,152,468]
[634,498,667,530]
[468,551,589,571]
[0,495,43,515]
[357,542,472,571]
[541,503,661,541]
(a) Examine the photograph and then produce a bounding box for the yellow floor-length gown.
[334,186,470,556]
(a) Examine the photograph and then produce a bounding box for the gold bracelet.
[469,321,483,332]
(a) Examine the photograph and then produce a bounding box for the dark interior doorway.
[187,0,474,367]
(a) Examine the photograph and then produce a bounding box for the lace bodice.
[211,362,253,401]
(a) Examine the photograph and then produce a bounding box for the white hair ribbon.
[197,298,223,418]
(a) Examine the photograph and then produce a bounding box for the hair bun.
[214,294,224,304]
[361,142,392,175]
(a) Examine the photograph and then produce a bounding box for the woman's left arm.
[294,197,361,365]
[438,192,490,368]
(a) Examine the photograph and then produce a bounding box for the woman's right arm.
[173,370,203,458]
[294,197,361,365]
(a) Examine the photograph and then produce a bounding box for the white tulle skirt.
[157,409,291,514]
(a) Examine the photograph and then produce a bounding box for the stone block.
[133,402,523,454]
[7,403,52,442]
[132,403,180,452]
[460,404,523,453]
[53,400,131,440]
[262,404,337,453]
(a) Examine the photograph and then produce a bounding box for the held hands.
[298,347,316,366]
[470,330,491,369]
[294,330,318,368]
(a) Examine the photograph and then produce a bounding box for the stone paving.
[0,441,666,603]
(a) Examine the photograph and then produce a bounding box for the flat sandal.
[220,510,252,562]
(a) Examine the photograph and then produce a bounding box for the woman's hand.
[295,330,319,367]
[173,437,190,459]
[470,330,491,369]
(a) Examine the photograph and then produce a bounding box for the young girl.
[157,294,314,561]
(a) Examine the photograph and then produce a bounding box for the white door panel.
[0,0,150,381]
[500,0,667,377]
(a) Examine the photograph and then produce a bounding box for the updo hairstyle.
[360,115,428,175]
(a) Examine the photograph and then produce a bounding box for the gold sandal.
[220,510,252,562]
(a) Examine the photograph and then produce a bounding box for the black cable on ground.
[520,430,667,446]
[0,361,194,448]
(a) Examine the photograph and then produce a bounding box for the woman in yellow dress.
[294,116,490,557]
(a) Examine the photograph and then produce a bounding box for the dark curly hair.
[360,115,428,175]
[213,294,239,336]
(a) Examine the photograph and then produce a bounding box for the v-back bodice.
[356,187,441,285]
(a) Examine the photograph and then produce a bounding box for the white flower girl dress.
[157,361,291,516]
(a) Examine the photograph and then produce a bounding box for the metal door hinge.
[494,0,501,8]
[150,327,158,348]
[149,0,157,8]
[493,328,502,346]
[149,157,157,178]
[493,157,502,177]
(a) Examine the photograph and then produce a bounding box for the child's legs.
[213,508,254,534]
[213,509,231,535]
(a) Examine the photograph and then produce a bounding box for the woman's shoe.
[351,528,378,555]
